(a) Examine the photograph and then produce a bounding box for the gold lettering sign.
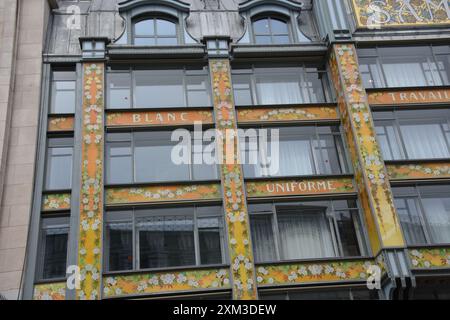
[246,178,355,198]
[352,0,450,28]
[369,88,450,106]
[106,110,214,127]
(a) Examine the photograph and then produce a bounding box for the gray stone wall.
[0,0,49,300]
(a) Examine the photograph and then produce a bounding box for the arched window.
[133,17,178,45]
[252,17,290,45]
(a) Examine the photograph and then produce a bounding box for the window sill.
[103,264,230,278]
[255,255,375,267]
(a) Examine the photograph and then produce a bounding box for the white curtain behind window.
[400,124,450,159]
[383,63,428,87]
[276,140,314,176]
[422,198,450,244]
[276,207,336,260]
[250,215,277,263]
[256,76,303,105]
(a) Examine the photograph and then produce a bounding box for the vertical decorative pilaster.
[77,63,105,300]
[209,59,258,300]
[329,44,405,254]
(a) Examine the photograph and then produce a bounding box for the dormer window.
[133,17,178,45]
[252,16,290,45]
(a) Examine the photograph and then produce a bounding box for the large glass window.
[50,70,76,114]
[240,126,348,178]
[374,109,450,161]
[37,216,69,280]
[249,200,366,263]
[104,206,226,272]
[106,131,218,185]
[358,45,450,88]
[133,17,178,46]
[393,185,450,245]
[45,137,73,190]
[252,17,290,45]
[232,65,331,106]
[107,67,211,109]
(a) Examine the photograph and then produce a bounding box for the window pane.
[198,217,223,265]
[250,215,277,263]
[134,70,184,108]
[156,19,176,36]
[135,19,154,36]
[271,19,288,34]
[137,210,195,269]
[278,139,314,176]
[255,35,272,45]
[46,145,73,190]
[105,212,133,272]
[380,47,432,87]
[134,37,155,46]
[156,37,178,45]
[394,198,427,245]
[335,210,361,256]
[232,74,252,106]
[106,143,132,184]
[135,134,190,183]
[52,81,76,114]
[253,19,270,34]
[192,139,218,180]
[273,35,290,44]
[435,54,450,85]
[40,217,69,280]
[186,75,210,107]
[315,136,343,175]
[255,68,303,105]
[303,72,326,103]
[276,204,335,260]
[108,73,131,109]
[400,122,450,159]
[421,197,450,244]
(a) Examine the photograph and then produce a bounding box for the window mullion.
[193,208,200,266]
[272,202,282,261]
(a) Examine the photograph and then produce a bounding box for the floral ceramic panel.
[237,106,338,124]
[387,163,450,181]
[103,268,231,299]
[256,259,379,287]
[48,116,75,132]
[329,44,405,254]
[368,89,450,106]
[246,177,356,198]
[210,59,258,300]
[76,63,105,300]
[106,109,214,127]
[409,247,450,269]
[33,282,66,300]
[42,193,71,212]
[105,183,222,206]
[352,0,450,28]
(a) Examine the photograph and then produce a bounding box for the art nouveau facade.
[0,0,449,300]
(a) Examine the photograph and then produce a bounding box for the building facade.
[0,0,449,300]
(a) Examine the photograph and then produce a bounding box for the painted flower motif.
[308,265,323,276]
[148,276,159,286]
[297,266,308,276]
[161,274,176,285]
[410,250,423,258]
[176,274,187,284]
